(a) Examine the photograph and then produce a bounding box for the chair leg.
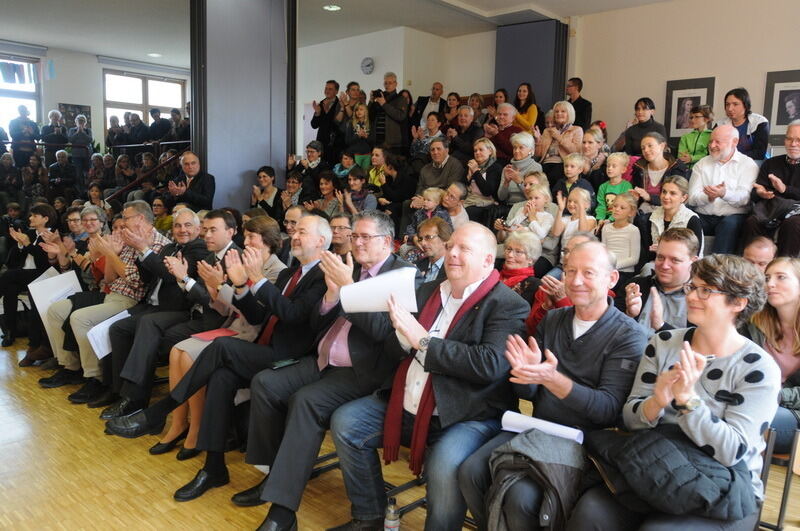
[758,429,777,531]
[776,429,800,530]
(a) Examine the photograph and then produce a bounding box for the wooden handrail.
[106,146,190,202]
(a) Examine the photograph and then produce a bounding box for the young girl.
[551,187,596,243]
[551,152,596,211]
[677,105,713,167]
[497,182,554,242]
[400,187,452,262]
[642,175,704,264]
[343,103,372,169]
[601,192,640,287]
[595,152,634,220]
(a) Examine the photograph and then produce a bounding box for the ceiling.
[0,0,671,64]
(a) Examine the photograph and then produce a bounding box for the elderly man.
[328,222,529,531]
[687,124,758,254]
[459,240,646,530]
[743,236,777,273]
[40,109,68,166]
[368,72,408,154]
[415,216,452,283]
[278,205,311,267]
[106,216,330,502]
[232,211,420,530]
[41,200,171,403]
[311,80,343,166]
[623,228,699,336]
[8,105,39,168]
[742,120,800,256]
[415,137,466,195]
[127,113,150,159]
[99,208,208,417]
[166,150,216,211]
[442,181,470,229]
[448,106,485,164]
[483,103,523,164]
[411,82,447,128]
[48,149,77,201]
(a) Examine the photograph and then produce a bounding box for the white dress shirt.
[687,150,759,216]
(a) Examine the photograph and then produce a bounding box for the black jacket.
[185,242,243,308]
[138,238,207,312]
[410,96,448,128]
[149,118,172,142]
[449,123,484,165]
[234,262,328,358]
[168,171,216,211]
[6,229,51,270]
[312,254,420,392]
[381,278,529,428]
[48,162,77,188]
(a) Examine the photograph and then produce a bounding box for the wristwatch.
[672,396,702,413]
[417,335,431,352]
[182,275,191,285]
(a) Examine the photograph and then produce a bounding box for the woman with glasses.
[499,231,542,302]
[568,254,780,530]
[677,105,714,168]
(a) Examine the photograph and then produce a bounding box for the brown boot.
[18,345,54,367]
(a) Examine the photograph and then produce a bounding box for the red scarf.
[382,270,500,475]
[499,266,534,289]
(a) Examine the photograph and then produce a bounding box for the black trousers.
[160,310,226,357]
[565,485,759,531]
[246,356,371,512]
[108,305,188,402]
[0,268,41,335]
[171,336,287,453]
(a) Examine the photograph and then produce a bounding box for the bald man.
[687,124,759,253]
[329,222,530,531]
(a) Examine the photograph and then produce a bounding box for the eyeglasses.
[331,226,352,232]
[350,233,386,242]
[419,234,440,241]
[504,247,527,256]
[683,283,728,299]
[82,218,99,222]
[67,218,81,223]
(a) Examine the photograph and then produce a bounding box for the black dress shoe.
[39,368,84,388]
[105,410,165,439]
[149,428,189,455]
[39,358,60,371]
[325,519,383,531]
[68,379,108,404]
[231,475,268,507]
[257,514,297,531]
[2,334,15,347]
[100,397,143,420]
[176,446,202,461]
[173,469,230,502]
[87,388,119,409]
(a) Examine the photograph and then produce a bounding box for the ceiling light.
[147,53,162,58]
[322,4,341,11]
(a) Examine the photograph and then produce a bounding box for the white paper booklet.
[501,410,584,444]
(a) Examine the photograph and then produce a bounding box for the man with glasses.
[623,228,699,336]
[278,205,311,267]
[416,216,451,283]
[234,210,420,531]
[442,181,469,229]
[742,120,800,256]
[329,213,352,257]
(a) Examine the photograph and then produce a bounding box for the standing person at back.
[566,77,592,130]
[368,72,408,155]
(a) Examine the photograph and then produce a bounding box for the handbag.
[752,197,800,230]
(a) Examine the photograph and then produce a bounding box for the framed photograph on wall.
[764,69,800,144]
[664,77,715,145]
[58,103,92,129]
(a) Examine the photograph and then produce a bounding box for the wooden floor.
[1,340,799,530]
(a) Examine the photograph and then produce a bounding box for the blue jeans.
[771,406,800,454]
[330,394,501,530]
[697,213,746,254]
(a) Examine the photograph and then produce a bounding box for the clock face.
[361,57,374,75]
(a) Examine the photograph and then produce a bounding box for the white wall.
[442,31,495,97]
[571,0,798,143]
[402,28,446,96]
[40,47,189,150]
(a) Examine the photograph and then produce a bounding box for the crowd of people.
[1,72,799,531]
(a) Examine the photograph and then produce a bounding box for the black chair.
[757,428,799,530]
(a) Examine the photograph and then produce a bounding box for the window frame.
[0,54,42,128]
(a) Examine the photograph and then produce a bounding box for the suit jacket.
[311,253,422,392]
[233,262,327,358]
[415,256,447,285]
[411,96,448,128]
[7,229,51,270]
[169,171,216,211]
[381,279,530,428]
[186,242,243,308]
[138,237,207,312]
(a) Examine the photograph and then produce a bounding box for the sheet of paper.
[28,270,82,324]
[217,283,234,307]
[340,267,418,313]
[501,411,584,444]
[32,267,60,284]
[87,311,130,359]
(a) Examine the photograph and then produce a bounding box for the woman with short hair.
[533,100,583,184]
[498,132,544,205]
[500,230,542,302]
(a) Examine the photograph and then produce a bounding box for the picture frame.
[763,69,800,144]
[58,103,92,129]
[664,77,715,146]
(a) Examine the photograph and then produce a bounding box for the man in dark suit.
[166,151,216,211]
[566,77,592,131]
[233,211,419,531]
[148,108,173,141]
[415,216,451,284]
[104,215,331,501]
[328,222,529,531]
[411,82,447,129]
[98,208,207,417]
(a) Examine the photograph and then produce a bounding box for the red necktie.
[256,268,302,345]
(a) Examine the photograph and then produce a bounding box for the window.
[103,69,185,134]
[0,56,40,137]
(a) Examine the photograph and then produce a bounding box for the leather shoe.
[2,334,15,347]
[231,475,268,507]
[176,446,202,461]
[105,410,165,439]
[173,469,229,502]
[18,345,53,367]
[325,519,383,531]
[39,368,84,388]
[68,379,108,404]
[257,514,297,531]
[100,397,143,420]
[149,428,189,455]
[39,358,60,371]
[87,389,119,409]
